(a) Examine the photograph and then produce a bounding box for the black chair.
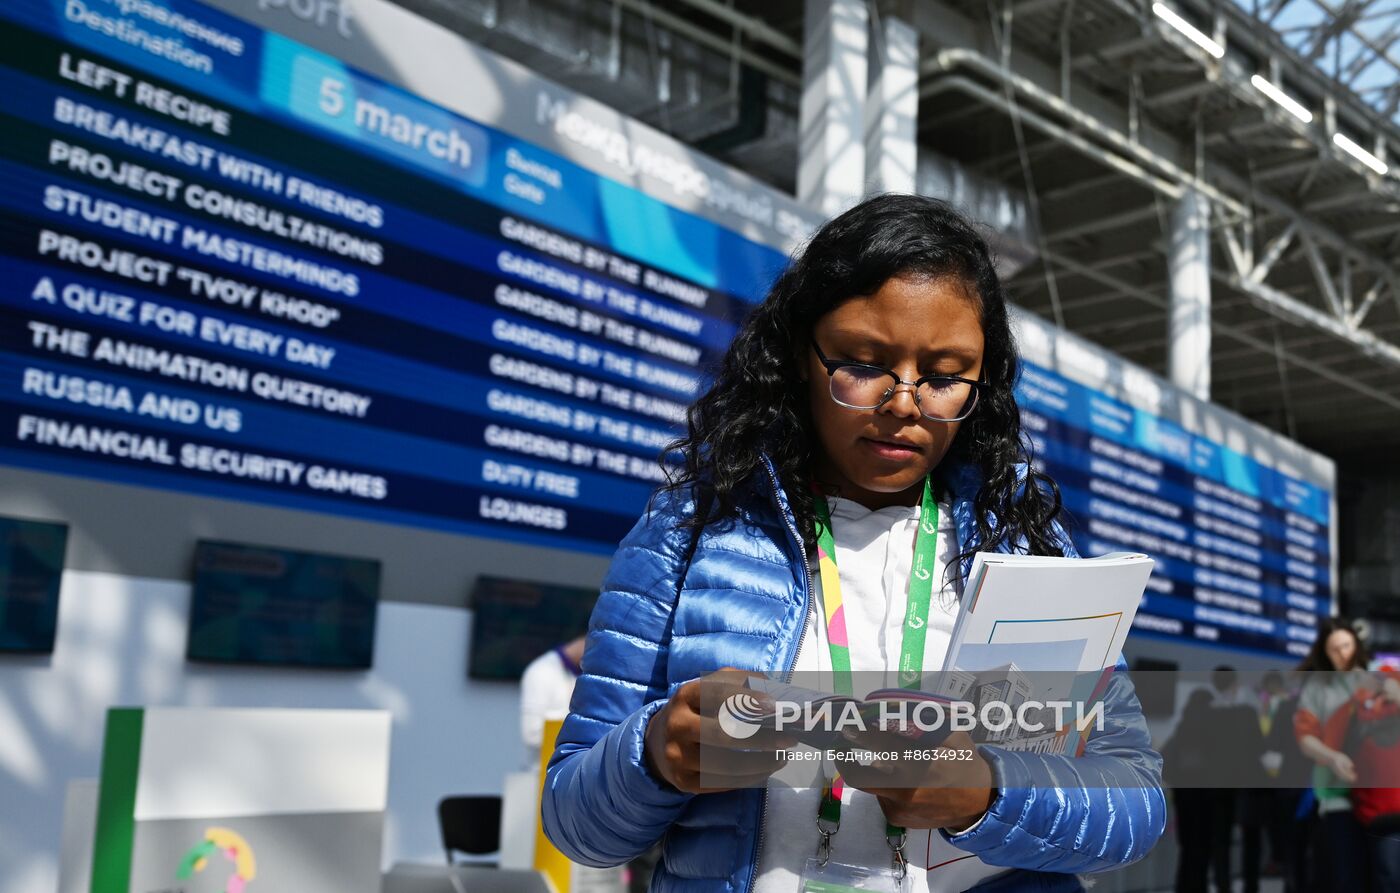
[437,795,503,866]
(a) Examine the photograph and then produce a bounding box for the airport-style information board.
[1017,362,1331,658]
[0,0,1330,658]
[0,0,790,555]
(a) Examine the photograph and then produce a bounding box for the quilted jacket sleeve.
[940,655,1166,872]
[939,518,1168,872]
[540,488,696,867]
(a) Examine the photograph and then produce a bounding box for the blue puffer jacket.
[543,454,1166,892]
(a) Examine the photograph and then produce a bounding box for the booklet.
[740,550,1155,876]
[739,551,1154,756]
[943,551,1153,674]
[936,550,1155,757]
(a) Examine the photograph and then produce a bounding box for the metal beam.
[1073,313,1165,338]
[918,75,1187,198]
[1213,331,1387,369]
[1203,119,1276,145]
[1210,322,1400,364]
[1039,245,1400,411]
[1014,0,1074,16]
[1230,271,1400,366]
[1353,218,1400,240]
[908,6,1400,371]
[1219,356,1400,391]
[1303,186,1391,215]
[1252,155,1323,182]
[972,136,1066,176]
[1187,0,1400,148]
[1221,224,1251,277]
[610,0,801,86]
[919,51,1239,212]
[1045,204,1162,242]
[1247,223,1296,284]
[1352,280,1387,328]
[1040,170,1124,201]
[924,38,1400,296]
[1300,0,1400,81]
[1071,34,1158,68]
[1300,232,1348,320]
[1233,385,1400,417]
[667,0,803,59]
[1145,79,1220,108]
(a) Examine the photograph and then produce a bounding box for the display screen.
[0,515,68,653]
[468,576,598,680]
[1019,362,1332,659]
[187,539,380,669]
[0,0,785,557]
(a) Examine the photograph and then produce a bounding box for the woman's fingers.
[671,721,793,775]
[680,668,772,715]
[644,667,801,790]
[695,714,795,749]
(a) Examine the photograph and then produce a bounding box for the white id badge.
[799,857,903,893]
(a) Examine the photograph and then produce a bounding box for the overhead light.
[1152,3,1225,59]
[1250,75,1313,123]
[1333,132,1388,175]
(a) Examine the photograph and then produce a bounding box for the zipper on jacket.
[746,460,814,893]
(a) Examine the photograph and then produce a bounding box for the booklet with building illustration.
[936,550,1155,756]
[944,551,1153,673]
[737,551,1154,755]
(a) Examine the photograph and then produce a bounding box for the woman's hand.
[1328,750,1358,784]
[838,730,996,831]
[1381,675,1400,706]
[643,667,796,794]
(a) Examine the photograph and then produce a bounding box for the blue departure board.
[1017,360,1331,659]
[0,0,1332,660]
[0,0,787,556]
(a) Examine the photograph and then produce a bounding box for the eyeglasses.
[811,338,986,422]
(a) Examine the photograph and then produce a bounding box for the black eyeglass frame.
[810,337,988,422]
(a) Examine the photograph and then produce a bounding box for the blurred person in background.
[1294,617,1372,891]
[1208,666,1267,893]
[1316,659,1400,889]
[1259,671,1317,893]
[522,634,659,893]
[521,635,587,770]
[1162,688,1219,893]
[1253,670,1288,875]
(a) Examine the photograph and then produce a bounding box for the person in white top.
[520,635,585,770]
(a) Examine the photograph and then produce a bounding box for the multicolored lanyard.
[809,476,940,871]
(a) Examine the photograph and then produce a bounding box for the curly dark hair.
[657,193,1066,576]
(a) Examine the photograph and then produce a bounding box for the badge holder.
[798,481,933,893]
[797,789,908,893]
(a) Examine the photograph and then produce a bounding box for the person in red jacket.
[1322,666,1400,888]
[1293,621,1394,893]
[1293,617,1371,892]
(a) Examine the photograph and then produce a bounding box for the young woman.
[542,195,1166,891]
[1294,616,1397,892]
